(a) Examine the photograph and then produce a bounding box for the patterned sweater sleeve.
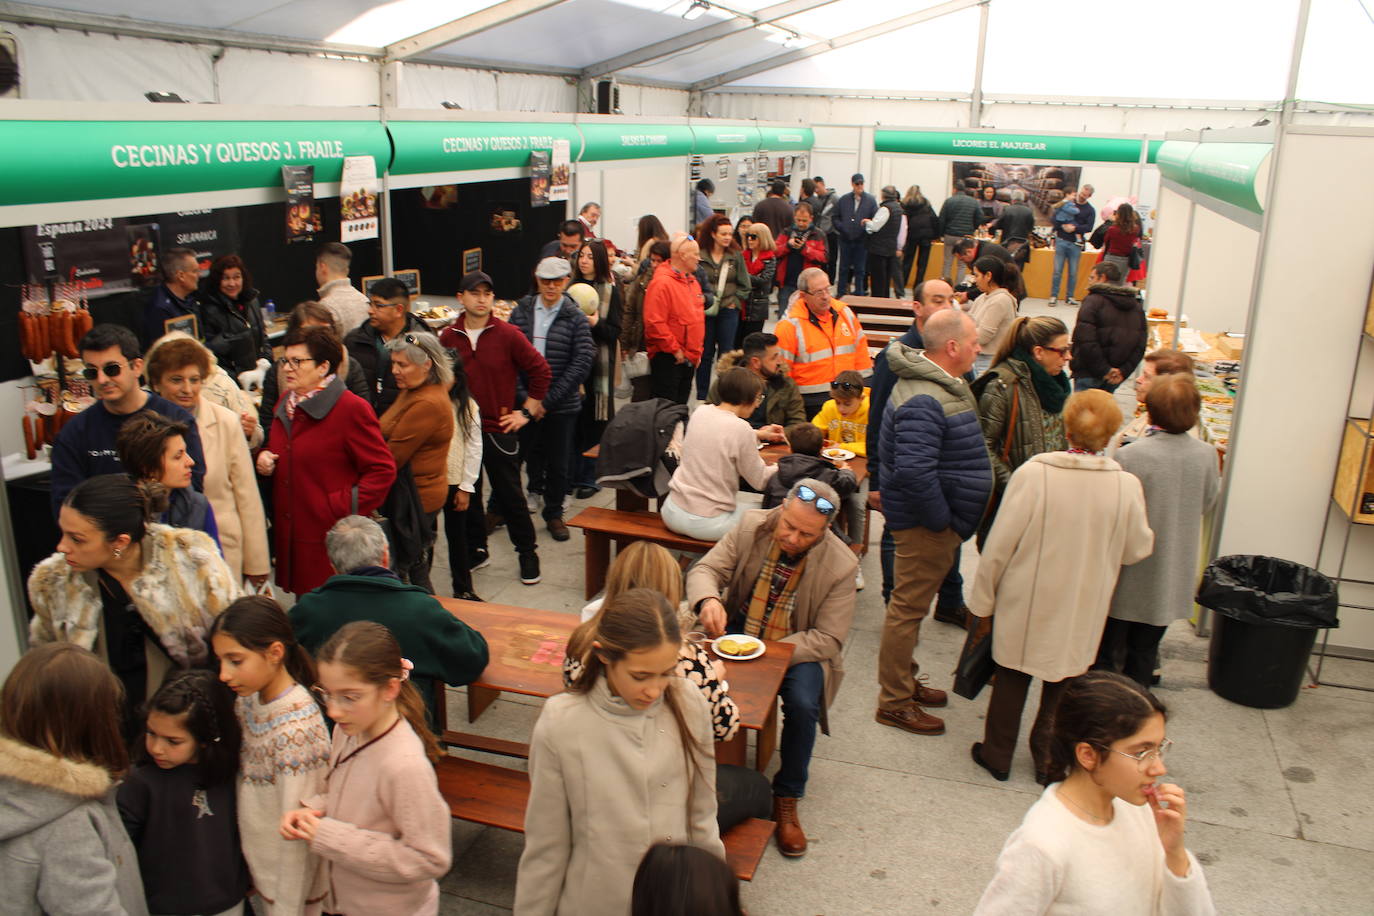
[564,647,740,742]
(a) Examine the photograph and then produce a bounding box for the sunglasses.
[746,234,759,240]
[830,380,864,392]
[82,362,127,380]
[795,484,836,516]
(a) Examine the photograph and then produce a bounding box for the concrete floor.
[424,296,1374,915]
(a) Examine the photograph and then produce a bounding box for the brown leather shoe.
[913,675,948,708]
[934,604,969,627]
[772,796,807,857]
[875,704,946,735]
[547,518,570,542]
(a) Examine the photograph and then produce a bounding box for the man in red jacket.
[774,202,829,318]
[642,235,705,404]
[439,271,552,586]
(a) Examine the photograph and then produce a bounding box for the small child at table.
[763,424,859,548]
[811,370,869,456]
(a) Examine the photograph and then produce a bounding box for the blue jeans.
[837,237,868,298]
[1073,375,1120,393]
[773,661,825,798]
[1050,239,1080,300]
[696,307,741,399]
[880,524,964,608]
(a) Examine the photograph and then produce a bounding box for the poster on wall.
[21,218,161,298]
[549,140,570,203]
[155,209,240,267]
[282,165,319,243]
[952,161,1082,224]
[339,155,379,242]
[530,150,551,208]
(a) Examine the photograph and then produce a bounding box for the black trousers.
[902,238,932,293]
[716,763,773,834]
[649,352,693,404]
[442,485,474,597]
[520,411,577,522]
[982,666,1068,775]
[1095,617,1168,687]
[465,430,538,557]
[401,508,439,594]
[868,251,895,298]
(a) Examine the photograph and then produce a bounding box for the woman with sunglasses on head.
[974,671,1215,915]
[968,391,1153,786]
[257,326,396,596]
[737,221,777,349]
[971,315,1072,549]
[377,331,454,592]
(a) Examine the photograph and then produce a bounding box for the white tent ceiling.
[3,0,1372,104]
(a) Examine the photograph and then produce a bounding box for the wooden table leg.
[615,489,649,512]
[467,684,499,723]
[584,531,610,599]
[755,701,780,772]
[715,731,747,767]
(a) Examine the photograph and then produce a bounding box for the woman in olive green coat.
[973,316,1073,547]
[695,213,753,401]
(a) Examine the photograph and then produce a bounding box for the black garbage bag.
[1196,555,1339,629]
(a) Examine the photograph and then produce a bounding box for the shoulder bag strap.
[1001,382,1020,465]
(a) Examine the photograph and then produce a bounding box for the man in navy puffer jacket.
[510,257,595,541]
[876,309,992,737]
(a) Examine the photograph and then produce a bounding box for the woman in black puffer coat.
[192,254,271,375]
[901,186,941,295]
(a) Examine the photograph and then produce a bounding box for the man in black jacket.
[1070,261,1147,393]
[344,276,430,415]
[865,186,904,298]
[510,257,595,540]
[994,190,1036,253]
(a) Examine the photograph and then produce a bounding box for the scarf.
[284,374,336,421]
[1011,349,1070,414]
[743,541,808,642]
[590,281,613,422]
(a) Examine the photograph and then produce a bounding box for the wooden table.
[439,598,795,770]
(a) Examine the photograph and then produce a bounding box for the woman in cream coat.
[968,390,1153,784]
[147,335,269,585]
[516,589,722,916]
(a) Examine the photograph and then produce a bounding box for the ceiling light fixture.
[683,1,711,21]
[781,31,800,48]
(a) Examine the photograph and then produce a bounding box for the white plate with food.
[711,634,765,661]
[822,447,855,462]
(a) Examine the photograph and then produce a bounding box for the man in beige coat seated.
[689,478,856,859]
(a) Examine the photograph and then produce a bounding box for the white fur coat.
[27,523,240,668]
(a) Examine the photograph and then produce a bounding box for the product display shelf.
[1313,279,1374,690]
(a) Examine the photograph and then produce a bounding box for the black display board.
[388,178,566,301]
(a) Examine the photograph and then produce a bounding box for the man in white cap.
[508,257,595,541]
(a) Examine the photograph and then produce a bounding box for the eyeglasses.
[795,484,836,516]
[311,685,371,709]
[803,288,829,298]
[830,380,864,393]
[402,333,426,346]
[1041,345,1073,356]
[277,356,317,369]
[1099,738,1172,770]
[81,361,127,380]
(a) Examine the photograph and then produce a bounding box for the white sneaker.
[855,567,865,590]
[1048,298,1058,307]
[527,492,543,513]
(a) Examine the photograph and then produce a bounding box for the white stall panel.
[579,159,691,248]
[1181,205,1259,333]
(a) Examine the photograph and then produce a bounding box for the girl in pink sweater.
[280,621,452,915]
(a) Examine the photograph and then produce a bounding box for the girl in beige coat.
[516,589,723,916]
[969,390,1153,784]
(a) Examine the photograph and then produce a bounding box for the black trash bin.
[1196,555,1339,709]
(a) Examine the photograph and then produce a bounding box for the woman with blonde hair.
[972,314,1072,548]
[738,221,777,348]
[901,185,939,296]
[968,390,1154,785]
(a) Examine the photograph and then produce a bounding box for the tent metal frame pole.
[969,0,989,127]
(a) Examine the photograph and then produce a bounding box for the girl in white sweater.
[516,588,723,916]
[212,597,330,916]
[663,366,777,541]
[974,672,1215,916]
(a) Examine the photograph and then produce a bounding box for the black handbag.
[1127,245,1143,271]
[953,620,995,701]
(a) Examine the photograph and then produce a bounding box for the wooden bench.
[566,507,715,599]
[435,756,776,881]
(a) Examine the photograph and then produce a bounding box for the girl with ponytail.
[211,596,330,915]
[517,588,723,916]
[28,472,238,737]
[974,672,1215,914]
[281,621,452,916]
[119,669,251,915]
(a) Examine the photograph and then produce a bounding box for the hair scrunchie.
[399,658,414,681]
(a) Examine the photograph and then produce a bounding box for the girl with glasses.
[974,671,1215,915]
[281,622,450,916]
[210,597,330,916]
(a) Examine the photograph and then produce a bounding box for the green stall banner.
[0,120,391,207]
[758,126,814,152]
[1155,140,1197,183]
[577,123,694,162]
[874,129,1149,164]
[388,121,582,175]
[1146,140,1164,164]
[1155,140,1272,214]
[691,125,762,156]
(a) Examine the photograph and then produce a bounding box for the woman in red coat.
[256,326,395,595]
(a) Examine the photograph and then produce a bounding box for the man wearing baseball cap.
[439,270,552,587]
[508,257,595,543]
[834,173,878,297]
